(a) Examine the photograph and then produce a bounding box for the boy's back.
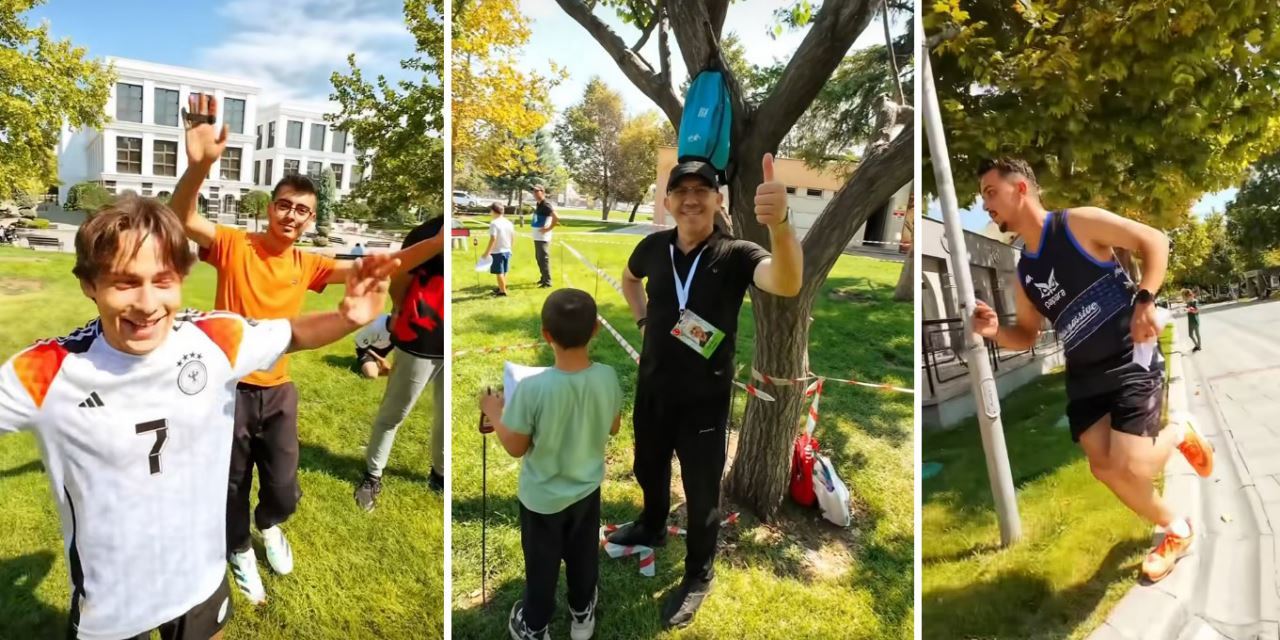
[489,216,515,254]
[503,362,622,514]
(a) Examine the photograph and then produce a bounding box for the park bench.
[26,235,63,251]
[328,235,346,245]
[366,240,391,249]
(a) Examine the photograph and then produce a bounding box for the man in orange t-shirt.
[172,96,442,604]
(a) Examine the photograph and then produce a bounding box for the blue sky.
[516,0,910,117]
[28,0,415,106]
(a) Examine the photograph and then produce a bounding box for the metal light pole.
[922,45,1022,546]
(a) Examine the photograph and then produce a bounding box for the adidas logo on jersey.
[78,392,104,408]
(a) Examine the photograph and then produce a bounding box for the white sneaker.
[228,548,267,605]
[569,588,597,640]
[261,526,294,575]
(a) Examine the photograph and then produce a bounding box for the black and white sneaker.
[569,587,597,640]
[508,602,549,640]
[354,473,382,512]
[661,576,713,629]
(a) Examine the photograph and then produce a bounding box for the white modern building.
[57,57,260,217]
[253,103,362,197]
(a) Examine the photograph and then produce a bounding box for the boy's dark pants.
[520,488,601,630]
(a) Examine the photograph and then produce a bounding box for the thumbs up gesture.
[754,153,788,228]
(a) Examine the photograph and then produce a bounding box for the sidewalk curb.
[1090,323,1278,640]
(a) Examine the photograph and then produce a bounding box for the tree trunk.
[893,246,913,301]
[724,292,813,520]
[517,191,525,227]
[629,200,640,222]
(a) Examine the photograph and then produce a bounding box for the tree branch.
[755,0,879,150]
[631,0,662,52]
[658,5,672,92]
[556,0,683,126]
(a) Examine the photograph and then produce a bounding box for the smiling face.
[73,198,194,356]
[266,185,317,245]
[665,176,723,235]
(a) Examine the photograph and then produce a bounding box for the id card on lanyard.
[669,244,724,359]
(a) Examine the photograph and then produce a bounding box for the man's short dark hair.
[272,174,317,200]
[542,288,597,349]
[73,195,195,283]
[489,202,504,214]
[977,157,1039,190]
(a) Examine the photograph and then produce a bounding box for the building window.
[267,121,276,148]
[117,137,142,174]
[116,83,143,122]
[221,148,242,181]
[310,123,325,151]
[331,128,348,153]
[254,161,261,185]
[284,159,300,177]
[785,186,796,195]
[307,161,322,177]
[331,164,344,188]
[256,125,263,150]
[286,121,303,149]
[153,140,177,176]
[225,98,246,134]
[154,88,179,126]
[264,159,273,185]
[806,188,823,197]
[104,180,117,195]
[142,182,153,197]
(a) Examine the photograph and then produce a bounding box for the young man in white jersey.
[0,198,394,639]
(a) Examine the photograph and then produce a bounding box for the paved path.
[1093,299,1280,639]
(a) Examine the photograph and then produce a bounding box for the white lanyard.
[670,244,706,312]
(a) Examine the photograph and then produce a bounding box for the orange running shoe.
[1176,416,1214,478]
[1142,521,1193,582]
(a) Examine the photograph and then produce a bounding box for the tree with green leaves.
[484,128,561,222]
[555,0,914,517]
[927,1,1280,228]
[555,77,626,221]
[615,111,667,222]
[2,0,113,202]
[313,168,337,248]
[1225,153,1280,270]
[241,190,271,229]
[329,0,443,220]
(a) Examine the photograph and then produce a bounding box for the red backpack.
[790,431,820,507]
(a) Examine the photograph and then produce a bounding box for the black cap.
[667,161,718,191]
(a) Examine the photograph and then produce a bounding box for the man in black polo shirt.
[531,185,558,288]
[610,154,803,628]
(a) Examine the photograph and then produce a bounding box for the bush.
[16,218,50,229]
[339,200,373,222]
[65,182,113,212]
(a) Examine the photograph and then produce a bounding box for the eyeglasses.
[273,199,313,217]
[670,186,716,200]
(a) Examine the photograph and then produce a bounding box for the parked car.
[453,191,480,208]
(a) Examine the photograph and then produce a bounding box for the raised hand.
[972,300,1000,338]
[339,258,391,326]
[754,153,787,227]
[184,94,229,168]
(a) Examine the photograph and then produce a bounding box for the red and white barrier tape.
[752,368,913,395]
[599,513,740,576]
[803,379,823,435]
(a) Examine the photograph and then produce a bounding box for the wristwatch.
[1135,289,1154,305]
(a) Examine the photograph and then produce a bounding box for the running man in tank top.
[969,158,1215,583]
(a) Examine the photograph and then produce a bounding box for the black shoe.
[508,602,549,640]
[354,473,382,512]
[427,468,444,493]
[538,282,552,288]
[661,576,713,629]
[606,521,667,548]
[491,290,508,297]
[1193,346,1202,352]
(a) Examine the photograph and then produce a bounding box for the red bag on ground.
[790,431,820,507]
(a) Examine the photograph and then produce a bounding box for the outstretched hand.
[183,94,229,168]
[339,257,394,326]
[754,153,788,228]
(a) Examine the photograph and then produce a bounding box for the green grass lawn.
[0,248,443,639]
[921,325,1178,640]
[450,228,914,638]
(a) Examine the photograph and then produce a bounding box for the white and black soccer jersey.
[0,311,291,640]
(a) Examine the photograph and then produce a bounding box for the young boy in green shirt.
[480,289,623,640]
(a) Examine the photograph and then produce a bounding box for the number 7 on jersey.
[135,419,168,475]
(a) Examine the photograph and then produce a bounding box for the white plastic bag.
[812,454,851,527]
[1133,307,1174,370]
[475,255,493,272]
